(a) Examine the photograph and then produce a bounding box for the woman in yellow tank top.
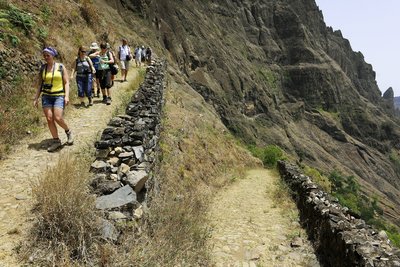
[33,47,74,152]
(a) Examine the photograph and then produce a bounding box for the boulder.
[125,170,149,193]
[96,185,137,210]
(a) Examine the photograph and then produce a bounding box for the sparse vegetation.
[40,4,52,23]
[98,80,257,266]
[328,170,400,248]
[258,67,279,90]
[389,150,400,174]
[27,153,99,265]
[303,165,331,192]
[112,69,146,116]
[0,79,42,158]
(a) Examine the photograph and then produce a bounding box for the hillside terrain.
[395,96,400,110]
[123,0,400,224]
[1,0,400,263]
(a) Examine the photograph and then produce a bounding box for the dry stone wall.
[278,161,400,267]
[89,60,166,241]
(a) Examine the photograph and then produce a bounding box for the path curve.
[0,70,139,266]
[208,169,320,267]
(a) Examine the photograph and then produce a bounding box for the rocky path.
[0,70,139,266]
[208,169,320,267]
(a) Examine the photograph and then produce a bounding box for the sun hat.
[90,42,99,50]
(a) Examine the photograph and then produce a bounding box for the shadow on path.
[27,139,67,152]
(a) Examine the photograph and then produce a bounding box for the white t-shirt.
[119,45,131,61]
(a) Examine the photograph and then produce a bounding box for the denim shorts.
[42,95,65,109]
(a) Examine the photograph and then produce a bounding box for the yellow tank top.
[41,63,65,96]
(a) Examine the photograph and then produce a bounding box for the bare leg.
[53,107,69,131]
[43,108,58,138]
[102,88,107,97]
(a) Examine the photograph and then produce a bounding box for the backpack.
[107,51,119,75]
[75,56,93,74]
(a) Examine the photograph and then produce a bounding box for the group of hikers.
[33,38,152,152]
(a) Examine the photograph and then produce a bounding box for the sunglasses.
[80,50,87,53]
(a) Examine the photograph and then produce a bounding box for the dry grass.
[25,153,99,266]
[0,0,144,158]
[98,73,259,266]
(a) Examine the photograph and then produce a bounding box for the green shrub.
[303,166,332,192]
[0,4,35,34]
[9,34,19,46]
[328,170,400,248]
[248,144,284,168]
[37,27,48,41]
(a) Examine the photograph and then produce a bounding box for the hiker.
[134,46,142,67]
[107,42,118,86]
[90,42,114,105]
[146,47,152,63]
[33,47,74,152]
[141,46,146,63]
[88,42,101,98]
[118,38,132,82]
[70,45,96,107]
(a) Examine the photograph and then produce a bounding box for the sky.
[315,0,400,97]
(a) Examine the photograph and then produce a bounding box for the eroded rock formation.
[118,0,400,223]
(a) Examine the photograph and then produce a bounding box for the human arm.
[62,66,70,105]
[70,59,76,81]
[88,51,99,58]
[108,52,114,64]
[33,71,42,108]
[87,57,96,74]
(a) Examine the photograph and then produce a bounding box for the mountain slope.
[118,0,400,223]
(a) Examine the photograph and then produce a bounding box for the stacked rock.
[277,161,400,267]
[90,60,166,241]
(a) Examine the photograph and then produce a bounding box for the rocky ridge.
[119,0,400,223]
[89,60,165,241]
[278,161,400,267]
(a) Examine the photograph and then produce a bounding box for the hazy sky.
[315,0,400,97]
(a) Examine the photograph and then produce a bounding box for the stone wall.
[278,161,400,267]
[89,59,166,241]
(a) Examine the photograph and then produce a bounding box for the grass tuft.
[27,153,99,265]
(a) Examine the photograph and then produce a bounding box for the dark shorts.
[97,69,112,89]
[42,95,65,109]
[95,70,101,79]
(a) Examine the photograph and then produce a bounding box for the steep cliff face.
[123,0,400,221]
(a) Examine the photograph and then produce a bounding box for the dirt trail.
[208,169,320,267]
[0,70,139,266]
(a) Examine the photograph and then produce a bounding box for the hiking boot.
[102,96,108,104]
[80,102,85,108]
[88,97,93,106]
[106,96,112,105]
[96,90,100,98]
[47,138,62,152]
[66,130,74,145]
